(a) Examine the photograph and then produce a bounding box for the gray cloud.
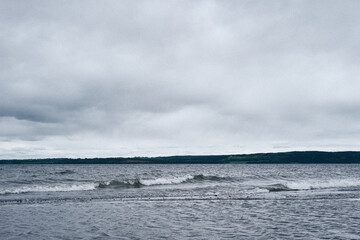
[1,0,360,158]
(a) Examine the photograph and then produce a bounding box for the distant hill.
[1,151,360,164]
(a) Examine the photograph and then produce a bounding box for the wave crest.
[56,170,76,175]
[97,174,230,189]
[191,174,231,182]
[264,178,360,192]
[265,184,293,192]
[98,179,142,189]
[286,178,360,190]
[0,183,97,195]
[0,174,235,194]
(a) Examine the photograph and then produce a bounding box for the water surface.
[1,164,359,239]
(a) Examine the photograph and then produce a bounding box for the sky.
[1,0,360,159]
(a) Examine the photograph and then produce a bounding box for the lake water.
[1,164,360,239]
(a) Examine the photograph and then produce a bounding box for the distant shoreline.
[1,151,360,164]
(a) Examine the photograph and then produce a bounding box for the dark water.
[1,164,360,239]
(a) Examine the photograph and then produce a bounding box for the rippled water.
[1,164,360,239]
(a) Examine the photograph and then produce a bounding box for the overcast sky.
[1,0,360,159]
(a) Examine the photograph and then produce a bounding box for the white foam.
[252,187,270,193]
[100,181,111,186]
[0,183,97,195]
[140,175,194,186]
[285,178,360,190]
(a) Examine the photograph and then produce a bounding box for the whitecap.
[140,175,194,186]
[286,178,360,190]
[0,183,97,195]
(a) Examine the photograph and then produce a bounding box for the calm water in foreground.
[1,164,360,239]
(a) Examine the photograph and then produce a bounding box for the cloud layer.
[1,0,360,159]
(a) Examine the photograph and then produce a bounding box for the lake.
[1,164,359,239]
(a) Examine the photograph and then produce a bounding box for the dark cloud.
[1,0,360,158]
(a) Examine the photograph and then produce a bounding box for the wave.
[0,183,97,195]
[55,170,76,175]
[0,174,233,194]
[98,179,142,189]
[97,175,194,189]
[191,174,232,182]
[141,175,194,186]
[265,184,294,192]
[97,174,230,189]
[264,178,360,192]
[286,178,360,190]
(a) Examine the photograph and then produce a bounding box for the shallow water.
[1,164,360,239]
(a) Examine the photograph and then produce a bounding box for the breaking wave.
[141,175,194,186]
[264,178,360,192]
[191,174,232,182]
[0,174,231,194]
[97,175,195,189]
[0,183,97,195]
[286,178,360,190]
[97,174,231,189]
[98,179,143,189]
[265,184,294,192]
